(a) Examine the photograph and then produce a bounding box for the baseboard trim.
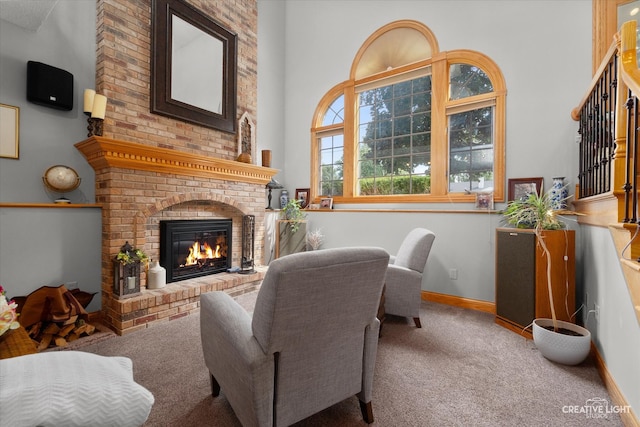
[422,291,495,314]
[591,343,640,427]
[422,291,639,426]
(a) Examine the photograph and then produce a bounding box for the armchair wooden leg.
[210,374,221,397]
[413,317,422,328]
[359,400,374,424]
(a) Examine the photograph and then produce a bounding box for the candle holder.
[86,115,104,137]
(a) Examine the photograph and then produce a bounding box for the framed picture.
[320,197,333,209]
[0,104,19,159]
[295,188,310,208]
[508,177,543,202]
[475,192,494,210]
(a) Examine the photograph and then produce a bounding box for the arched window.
[310,20,506,204]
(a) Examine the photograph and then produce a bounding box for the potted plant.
[280,199,306,233]
[502,186,591,365]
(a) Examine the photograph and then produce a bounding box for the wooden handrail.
[571,39,619,121]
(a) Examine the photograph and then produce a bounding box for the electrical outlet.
[449,269,458,280]
[66,281,78,290]
[594,303,600,322]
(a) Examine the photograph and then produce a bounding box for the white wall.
[0,1,96,203]
[581,226,640,414]
[0,1,101,310]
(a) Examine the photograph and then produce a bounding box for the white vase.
[147,260,166,289]
[532,318,591,365]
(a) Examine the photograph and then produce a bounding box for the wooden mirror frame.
[151,0,237,133]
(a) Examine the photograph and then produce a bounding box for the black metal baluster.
[623,92,635,223]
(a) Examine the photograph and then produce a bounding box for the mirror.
[152,0,237,133]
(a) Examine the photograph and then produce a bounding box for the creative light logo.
[562,397,631,419]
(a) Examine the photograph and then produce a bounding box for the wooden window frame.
[310,22,506,205]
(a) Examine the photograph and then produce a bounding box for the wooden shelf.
[0,203,102,208]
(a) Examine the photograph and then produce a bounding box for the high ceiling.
[0,0,59,32]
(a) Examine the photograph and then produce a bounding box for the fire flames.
[183,241,221,266]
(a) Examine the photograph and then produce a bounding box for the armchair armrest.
[200,292,275,426]
[384,264,423,317]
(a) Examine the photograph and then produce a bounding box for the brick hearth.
[109,268,266,334]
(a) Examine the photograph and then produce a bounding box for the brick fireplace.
[76,137,276,334]
[81,0,263,334]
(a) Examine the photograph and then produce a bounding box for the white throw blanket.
[0,351,154,427]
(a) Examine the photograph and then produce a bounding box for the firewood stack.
[26,316,96,351]
[13,285,98,351]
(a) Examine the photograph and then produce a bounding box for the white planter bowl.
[532,319,591,365]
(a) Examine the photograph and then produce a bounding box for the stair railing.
[572,20,640,225]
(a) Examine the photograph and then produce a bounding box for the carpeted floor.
[75,292,624,426]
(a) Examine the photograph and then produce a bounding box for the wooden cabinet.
[495,228,575,337]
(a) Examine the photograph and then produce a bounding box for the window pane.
[413,133,431,153]
[393,136,411,156]
[322,95,345,126]
[356,73,433,195]
[412,112,431,133]
[319,134,344,196]
[393,116,411,136]
[448,106,494,192]
[450,63,493,100]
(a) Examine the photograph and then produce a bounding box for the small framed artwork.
[0,104,19,159]
[295,188,310,208]
[475,192,494,210]
[508,177,543,202]
[320,197,333,209]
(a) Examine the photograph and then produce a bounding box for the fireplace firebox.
[160,219,232,283]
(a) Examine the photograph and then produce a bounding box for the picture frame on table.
[475,192,494,210]
[295,188,310,208]
[508,177,543,202]
[320,197,333,209]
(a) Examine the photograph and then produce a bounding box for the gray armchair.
[384,228,436,328]
[200,247,390,426]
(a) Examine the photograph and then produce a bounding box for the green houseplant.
[502,186,590,365]
[280,199,306,233]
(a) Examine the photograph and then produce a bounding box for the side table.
[0,326,37,359]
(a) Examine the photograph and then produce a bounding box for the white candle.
[127,276,136,290]
[91,94,107,119]
[83,89,95,114]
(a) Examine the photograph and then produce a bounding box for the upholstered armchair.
[200,247,390,426]
[384,228,436,328]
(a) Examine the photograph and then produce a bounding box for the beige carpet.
[74,292,624,426]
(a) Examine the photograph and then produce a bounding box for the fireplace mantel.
[75,136,278,185]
